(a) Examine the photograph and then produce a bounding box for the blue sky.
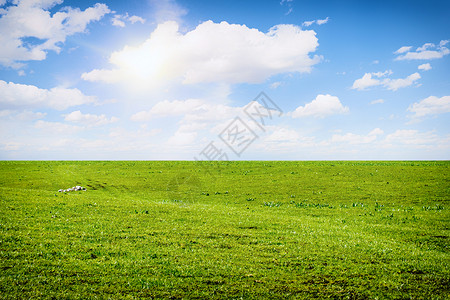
[0,0,449,160]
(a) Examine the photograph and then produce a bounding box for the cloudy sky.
[0,0,449,160]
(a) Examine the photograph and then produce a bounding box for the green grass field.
[0,161,449,299]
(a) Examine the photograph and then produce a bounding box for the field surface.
[0,161,449,299]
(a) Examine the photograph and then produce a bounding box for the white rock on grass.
[58,186,87,192]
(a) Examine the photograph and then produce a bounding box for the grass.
[0,161,449,299]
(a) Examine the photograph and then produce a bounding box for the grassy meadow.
[0,161,449,299]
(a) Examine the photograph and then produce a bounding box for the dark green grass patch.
[0,161,449,299]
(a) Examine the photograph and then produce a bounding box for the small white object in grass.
[58,186,87,192]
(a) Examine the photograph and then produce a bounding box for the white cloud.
[2,142,21,151]
[394,46,412,54]
[13,110,46,121]
[258,125,319,153]
[34,120,82,134]
[385,130,439,147]
[131,99,247,133]
[111,16,125,28]
[351,73,383,90]
[369,128,384,136]
[280,0,293,15]
[0,109,45,121]
[111,13,145,27]
[416,43,434,52]
[408,95,450,118]
[395,40,450,60]
[167,130,197,146]
[265,127,300,142]
[64,110,118,126]
[303,17,329,27]
[351,70,394,90]
[0,110,13,118]
[0,0,110,67]
[291,94,349,118]
[131,97,279,152]
[302,17,329,27]
[372,70,393,77]
[82,20,321,87]
[370,99,384,105]
[384,72,420,91]
[332,128,384,144]
[352,71,420,91]
[131,99,205,121]
[270,81,282,89]
[418,63,432,71]
[148,0,187,23]
[316,17,329,25]
[128,15,145,24]
[0,80,97,110]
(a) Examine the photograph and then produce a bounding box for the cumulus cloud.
[352,71,420,91]
[128,15,145,24]
[395,40,450,60]
[351,73,383,90]
[408,95,450,118]
[64,110,118,126]
[82,20,321,87]
[0,80,97,110]
[332,128,383,144]
[291,94,349,118]
[418,63,432,71]
[111,13,145,27]
[302,17,329,27]
[0,0,110,68]
[111,16,125,27]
